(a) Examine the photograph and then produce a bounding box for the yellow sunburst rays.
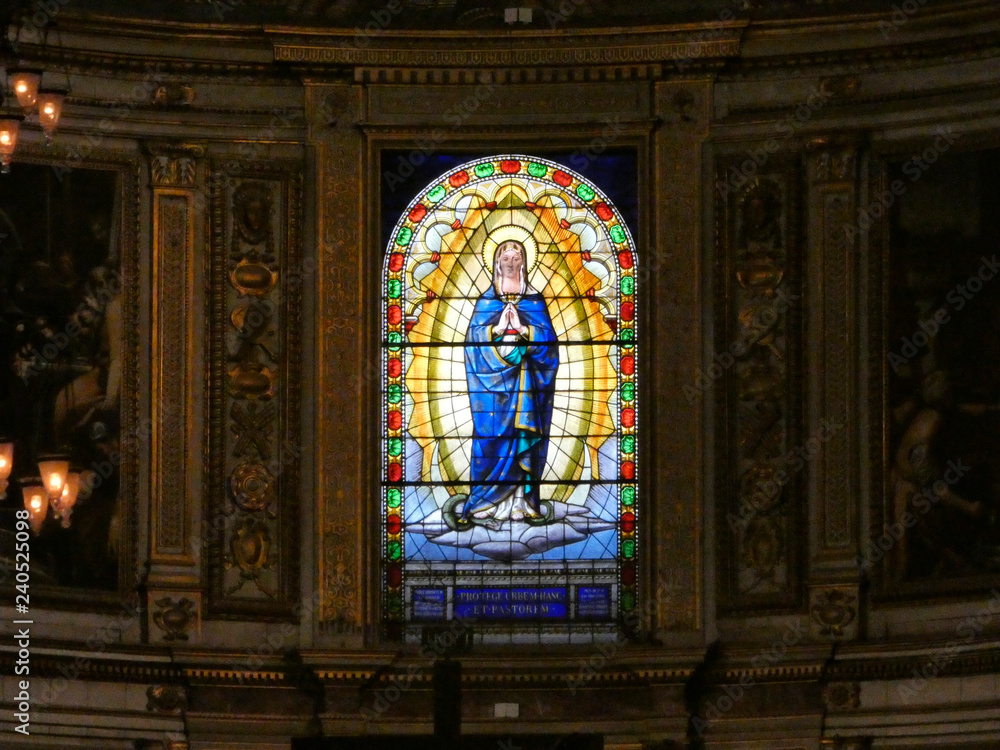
[405,178,616,504]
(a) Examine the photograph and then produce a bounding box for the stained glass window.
[381,155,638,642]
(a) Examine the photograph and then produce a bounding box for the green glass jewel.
[474,162,495,178]
[621,591,636,611]
[610,226,626,244]
[622,540,635,559]
[387,383,402,404]
[620,276,634,296]
[427,185,446,202]
[621,435,635,454]
[528,162,547,178]
[620,328,634,349]
[387,488,402,508]
[395,227,413,246]
[621,383,635,403]
[387,331,402,352]
[386,541,402,561]
[576,183,596,201]
[622,486,635,506]
[387,278,402,298]
[386,593,403,611]
[388,437,402,456]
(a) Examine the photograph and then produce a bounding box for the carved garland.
[206,158,302,617]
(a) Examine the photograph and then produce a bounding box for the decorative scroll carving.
[152,596,197,642]
[313,84,364,628]
[206,159,302,617]
[810,586,859,639]
[146,684,188,713]
[717,157,804,612]
[823,681,861,710]
[147,143,204,187]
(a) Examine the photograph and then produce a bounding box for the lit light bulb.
[0,457,6,469]
[30,494,43,511]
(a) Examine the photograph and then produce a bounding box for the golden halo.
[481,225,539,274]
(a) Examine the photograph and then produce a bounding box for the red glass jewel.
[387,305,402,325]
[387,410,402,430]
[621,302,634,321]
[553,170,572,186]
[387,563,403,588]
[449,171,469,188]
[620,561,636,584]
[618,251,633,270]
[388,463,402,482]
[386,514,402,536]
[621,356,635,375]
[596,202,614,221]
[408,204,427,223]
[387,358,402,378]
[622,461,635,480]
[622,408,635,428]
[389,253,405,272]
[500,159,521,174]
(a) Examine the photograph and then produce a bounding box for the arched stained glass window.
[381,155,638,642]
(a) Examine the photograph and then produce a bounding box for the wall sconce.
[0,112,23,173]
[51,471,80,528]
[36,87,65,143]
[6,444,82,533]
[9,68,42,109]
[38,455,70,499]
[21,479,48,536]
[0,440,13,498]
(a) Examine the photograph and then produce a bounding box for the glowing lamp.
[21,479,48,535]
[53,471,80,527]
[37,88,65,143]
[0,114,23,173]
[38,456,70,498]
[9,69,42,110]
[0,441,12,497]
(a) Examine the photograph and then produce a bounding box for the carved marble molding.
[273,27,744,71]
[651,81,712,632]
[311,83,365,629]
[150,184,197,566]
[715,154,804,613]
[806,140,861,575]
[205,159,303,618]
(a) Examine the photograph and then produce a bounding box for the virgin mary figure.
[461,235,559,527]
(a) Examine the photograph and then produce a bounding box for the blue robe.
[463,287,559,517]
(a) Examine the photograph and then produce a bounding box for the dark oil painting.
[0,162,122,590]
[885,147,1000,586]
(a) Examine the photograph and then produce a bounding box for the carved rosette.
[717,162,804,611]
[810,586,859,639]
[207,160,302,616]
